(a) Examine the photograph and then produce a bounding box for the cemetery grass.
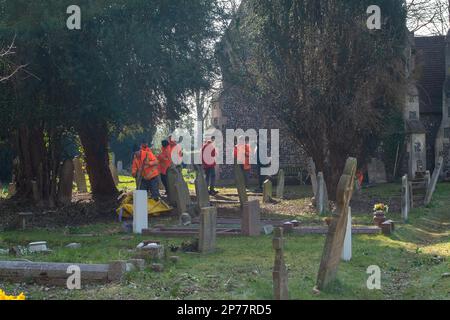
[0,183,449,300]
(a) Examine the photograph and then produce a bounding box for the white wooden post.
[133,190,148,234]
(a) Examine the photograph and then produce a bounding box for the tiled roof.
[414,36,446,114]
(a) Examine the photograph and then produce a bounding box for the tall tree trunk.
[78,120,118,201]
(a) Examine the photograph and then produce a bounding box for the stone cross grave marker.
[401,175,410,222]
[273,227,289,300]
[199,206,217,254]
[424,156,443,206]
[263,179,273,203]
[241,200,261,236]
[276,169,285,199]
[316,157,357,291]
[133,190,148,234]
[307,157,318,199]
[194,165,210,211]
[73,157,87,193]
[341,207,352,262]
[316,172,329,215]
[57,159,75,206]
[234,164,248,206]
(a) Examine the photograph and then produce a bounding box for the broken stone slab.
[241,200,261,236]
[28,241,49,253]
[65,243,81,249]
[139,243,165,260]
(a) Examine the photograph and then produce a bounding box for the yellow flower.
[0,289,26,300]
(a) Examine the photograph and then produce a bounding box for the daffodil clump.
[0,289,26,300]
[373,203,389,213]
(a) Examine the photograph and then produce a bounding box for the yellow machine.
[116,193,172,218]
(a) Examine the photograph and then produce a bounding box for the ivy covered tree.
[0,0,228,204]
[219,0,408,197]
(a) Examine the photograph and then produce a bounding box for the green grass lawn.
[0,183,449,300]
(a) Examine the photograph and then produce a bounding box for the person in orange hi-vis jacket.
[132,142,161,200]
[234,136,252,188]
[157,140,172,195]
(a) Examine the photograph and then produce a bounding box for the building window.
[445,128,450,139]
[409,111,417,119]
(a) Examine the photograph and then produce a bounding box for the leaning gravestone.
[194,165,210,211]
[174,183,188,215]
[341,207,352,262]
[199,207,217,254]
[234,164,248,206]
[57,159,75,206]
[167,166,179,206]
[401,175,410,222]
[109,163,120,186]
[276,169,285,199]
[307,158,318,199]
[316,157,357,291]
[263,179,273,203]
[316,172,329,215]
[241,200,261,236]
[273,227,289,300]
[424,156,443,206]
[73,157,87,193]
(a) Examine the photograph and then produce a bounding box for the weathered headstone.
[276,169,285,199]
[174,182,188,215]
[401,175,410,222]
[263,179,273,203]
[424,156,443,206]
[57,159,74,206]
[31,180,41,203]
[341,207,352,262]
[367,157,387,184]
[194,165,210,211]
[117,161,124,174]
[316,172,329,215]
[234,164,248,206]
[133,190,148,234]
[109,163,120,186]
[199,206,217,254]
[316,157,357,291]
[307,157,318,199]
[273,227,289,300]
[166,166,179,206]
[241,200,261,236]
[73,157,87,193]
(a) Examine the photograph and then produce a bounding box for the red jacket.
[158,145,172,175]
[234,143,251,171]
[202,141,216,169]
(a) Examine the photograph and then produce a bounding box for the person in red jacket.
[234,136,252,188]
[202,136,218,195]
[157,140,172,195]
[132,142,160,200]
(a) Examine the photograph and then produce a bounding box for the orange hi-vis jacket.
[132,145,160,180]
[234,143,251,171]
[158,145,172,175]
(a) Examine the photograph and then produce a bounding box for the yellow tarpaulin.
[116,194,172,218]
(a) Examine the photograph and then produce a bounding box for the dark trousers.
[139,177,161,200]
[160,174,169,194]
[241,165,250,188]
[204,167,216,191]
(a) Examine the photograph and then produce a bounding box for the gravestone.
[273,227,289,300]
[109,163,120,186]
[73,157,87,193]
[367,157,387,184]
[241,200,261,236]
[194,165,210,211]
[57,159,74,206]
[401,175,410,222]
[307,157,318,199]
[234,164,248,206]
[341,207,352,262]
[133,190,148,234]
[276,169,285,199]
[263,179,273,203]
[174,182,188,216]
[316,172,329,215]
[167,166,179,206]
[117,161,124,174]
[199,207,217,254]
[424,156,443,206]
[316,157,357,291]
